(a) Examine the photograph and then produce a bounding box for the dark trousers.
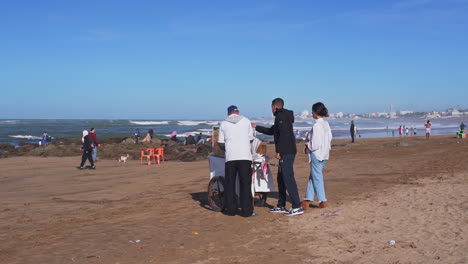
[351,133,355,143]
[80,150,94,167]
[224,160,253,217]
[277,154,301,209]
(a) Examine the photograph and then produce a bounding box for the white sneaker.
[269,206,287,213]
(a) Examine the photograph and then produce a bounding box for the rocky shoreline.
[0,137,212,162]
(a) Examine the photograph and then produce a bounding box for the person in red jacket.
[88,128,100,162]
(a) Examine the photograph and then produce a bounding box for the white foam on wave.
[178,121,219,126]
[197,129,212,133]
[9,135,42,140]
[205,121,219,126]
[0,120,19,124]
[293,126,312,131]
[251,120,274,125]
[178,121,202,126]
[163,130,213,138]
[129,121,169,125]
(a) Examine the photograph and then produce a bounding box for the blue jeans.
[277,154,301,209]
[305,153,328,202]
[92,147,98,161]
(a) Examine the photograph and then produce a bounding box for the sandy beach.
[0,136,467,264]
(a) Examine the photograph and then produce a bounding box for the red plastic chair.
[153,147,165,163]
[151,147,164,165]
[140,148,155,165]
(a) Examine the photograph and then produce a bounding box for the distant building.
[299,110,310,119]
[370,112,389,118]
[389,105,397,119]
[398,110,414,116]
[450,109,463,117]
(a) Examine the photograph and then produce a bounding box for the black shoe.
[222,212,236,216]
[284,207,304,216]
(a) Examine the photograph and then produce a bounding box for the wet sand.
[0,136,467,263]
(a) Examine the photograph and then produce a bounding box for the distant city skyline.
[1,0,467,120]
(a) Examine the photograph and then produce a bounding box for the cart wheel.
[207,176,225,211]
[256,192,268,207]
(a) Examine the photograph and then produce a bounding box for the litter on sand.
[129,240,141,243]
[321,210,341,216]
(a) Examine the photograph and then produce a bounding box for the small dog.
[118,154,130,163]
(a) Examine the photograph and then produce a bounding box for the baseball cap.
[227,105,239,114]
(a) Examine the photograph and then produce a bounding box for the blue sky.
[1,0,467,119]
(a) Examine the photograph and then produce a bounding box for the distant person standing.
[79,130,95,170]
[41,132,49,146]
[252,98,303,216]
[196,132,204,144]
[350,120,356,143]
[301,102,332,210]
[295,129,300,139]
[148,128,154,139]
[218,105,256,217]
[425,120,432,139]
[88,128,100,162]
[134,128,141,144]
[458,122,465,139]
[398,126,403,137]
[413,127,417,136]
[405,127,409,136]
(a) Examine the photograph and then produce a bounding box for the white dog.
[118,154,130,163]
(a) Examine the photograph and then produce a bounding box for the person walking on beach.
[134,129,140,144]
[406,127,409,136]
[218,105,256,217]
[252,98,303,216]
[398,126,403,137]
[425,120,432,139]
[88,128,100,162]
[350,120,356,143]
[79,130,95,169]
[301,102,332,210]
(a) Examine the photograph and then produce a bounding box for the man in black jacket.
[252,98,303,216]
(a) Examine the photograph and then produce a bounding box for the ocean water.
[0,117,465,146]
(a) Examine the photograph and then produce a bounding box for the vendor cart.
[207,128,275,211]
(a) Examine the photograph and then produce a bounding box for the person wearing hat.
[218,105,256,217]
